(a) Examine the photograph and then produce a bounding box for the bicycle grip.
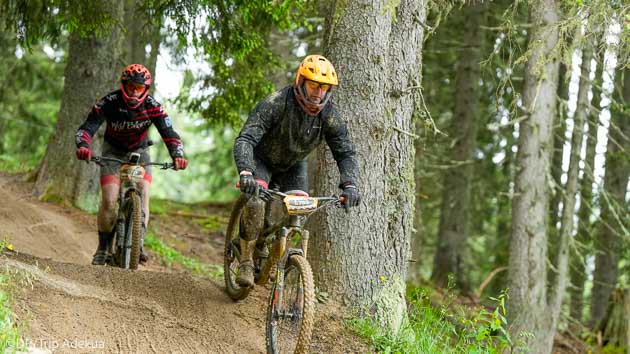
[339,196,346,204]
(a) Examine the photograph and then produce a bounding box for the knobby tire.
[128,191,142,270]
[265,255,315,354]
[224,195,252,300]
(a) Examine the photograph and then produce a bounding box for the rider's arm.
[233,91,283,173]
[76,98,107,149]
[322,105,360,189]
[148,99,185,158]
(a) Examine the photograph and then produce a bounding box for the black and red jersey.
[75,90,184,158]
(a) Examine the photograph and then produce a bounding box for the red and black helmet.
[120,64,152,109]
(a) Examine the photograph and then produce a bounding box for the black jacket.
[234,86,359,187]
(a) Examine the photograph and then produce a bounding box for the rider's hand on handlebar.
[173,157,188,170]
[341,185,361,212]
[76,147,92,161]
[239,172,259,195]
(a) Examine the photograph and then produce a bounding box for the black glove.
[341,185,361,211]
[239,173,259,195]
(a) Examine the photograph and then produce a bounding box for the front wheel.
[127,191,143,270]
[265,254,315,354]
[224,195,252,300]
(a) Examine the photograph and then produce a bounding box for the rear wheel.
[224,195,252,300]
[265,255,315,354]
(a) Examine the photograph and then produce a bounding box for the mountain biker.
[75,64,188,266]
[233,55,361,287]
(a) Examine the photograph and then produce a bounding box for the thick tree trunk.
[507,1,560,352]
[311,0,425,331]
[597,289,630,350]
[569,43,604,326]
[33,2,123,211]
[549,35,594,338]
[431,2,486,292]
[590,68,630,330]
[123,0,161,76]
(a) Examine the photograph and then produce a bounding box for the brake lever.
[259,189,273,202]
[89,157,104,166]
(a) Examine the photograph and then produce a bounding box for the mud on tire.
[224,195,252,301]
[265,254,315,354]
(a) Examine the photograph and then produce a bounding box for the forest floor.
[0,171,370,353]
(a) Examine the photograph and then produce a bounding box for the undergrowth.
[0,240,27,353]
[350,285,532,353]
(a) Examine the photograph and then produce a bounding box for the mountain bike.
[90,153,174,270]
[224,188,344,354]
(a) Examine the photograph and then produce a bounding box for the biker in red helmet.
[76,64,188,266]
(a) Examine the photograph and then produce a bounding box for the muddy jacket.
[234,86,359,187]
[75,90,184,157]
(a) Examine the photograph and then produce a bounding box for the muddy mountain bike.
[224,188,344,354]
[90,153,174,270]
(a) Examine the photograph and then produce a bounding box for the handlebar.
[90,156,175,170]
[256,187,345,208]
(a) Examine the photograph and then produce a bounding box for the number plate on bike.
[283,196,318,215]
[120,165,146,183]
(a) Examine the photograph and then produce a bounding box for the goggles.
[304,79,332,92]
[124,81,147,96]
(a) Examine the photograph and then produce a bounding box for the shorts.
[252,156,308,193]
[100,142,152,186]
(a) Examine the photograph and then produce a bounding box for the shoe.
[236,261,255,287]
[139,248,150,264]
[91,250,110,265]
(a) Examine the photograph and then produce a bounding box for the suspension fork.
[301,229,309,259]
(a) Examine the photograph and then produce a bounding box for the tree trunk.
[310,0,425,331]
[569,41,605,326]
[431,2,486,292]
[33,2,123,211]
[507,1,560,352]
[590,68,630,330]
[549,60,570,234]
[549,34,594,338]
[490,131,515,296]
[597,289,630,350]
[123,0,161,76]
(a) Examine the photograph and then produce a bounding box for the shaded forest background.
[0,0,628,353]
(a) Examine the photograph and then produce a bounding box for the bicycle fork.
[271,227,307,321]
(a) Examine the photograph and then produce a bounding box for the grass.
[0,155,38,174]
[0,240,28,353]
[193,216,224,232]
[349,286,530,354]
[0,271,25,353]
[144,231,223,279]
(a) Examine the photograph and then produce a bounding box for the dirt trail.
[0,172,368,353]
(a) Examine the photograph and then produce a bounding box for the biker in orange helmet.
[76,64,188,266]
[233,55,361,287]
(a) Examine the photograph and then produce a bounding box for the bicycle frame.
[254,190,340,286]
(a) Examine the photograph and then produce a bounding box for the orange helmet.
[120,64,152,109]
[293,55,338,116]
